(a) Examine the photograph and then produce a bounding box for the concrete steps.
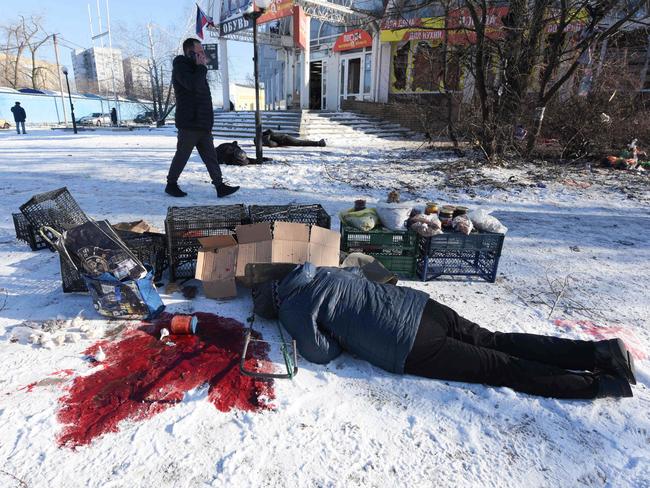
[212,109,419,142]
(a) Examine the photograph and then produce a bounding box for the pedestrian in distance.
[165,38,239,198]
[110,108,118,127]
[11,102,26,134]
[252,262,637,400]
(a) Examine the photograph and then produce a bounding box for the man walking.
[11,102,26,134]
[165,38,239,198]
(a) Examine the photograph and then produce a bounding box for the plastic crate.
[340,224,417,277]
[165,205,247,280]
[59,253,87,293]
[116,230,168,282]
[417,232,505,283]
[19,187,89,249]
[249,204,331,229]
[12,212,49,251]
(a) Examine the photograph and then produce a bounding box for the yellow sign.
[380,17,444,43]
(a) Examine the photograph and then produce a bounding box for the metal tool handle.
[38,226,80,272]
[240,328,298,379]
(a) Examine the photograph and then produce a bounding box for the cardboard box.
[195,235,238,299]
[235,222,340,277]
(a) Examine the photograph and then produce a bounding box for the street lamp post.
[243,0,272,162]
[61,66,78,134]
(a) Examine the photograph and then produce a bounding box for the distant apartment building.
[71,46,125,95]
[123,57,150,97]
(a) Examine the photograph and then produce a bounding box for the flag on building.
[196,4,215,40]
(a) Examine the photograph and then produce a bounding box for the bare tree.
[115,21,180,125]
[384,1,648,161]
[20,15,52,90]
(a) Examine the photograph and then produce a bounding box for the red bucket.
[170,315,198,335]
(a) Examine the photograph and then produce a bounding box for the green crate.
[374,255,416,278]
[340,224,417,277]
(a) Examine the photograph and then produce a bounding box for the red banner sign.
[258,0,294,24]
[333,29,373,52]
[293,5,308,50]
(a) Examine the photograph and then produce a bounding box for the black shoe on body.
[216,182,240,198]
[595,338,637,385]
[319,139,326,147]
[165,182,187,197]
[595,373,633,398]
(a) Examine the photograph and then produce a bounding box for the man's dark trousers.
[167,128,222,185]
[405,299,599,399]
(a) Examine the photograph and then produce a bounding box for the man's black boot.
[595,373,633,398]
[594,338,637,385]
[165,182,187,197]
[216,182,240,198]
[319,139,326,147]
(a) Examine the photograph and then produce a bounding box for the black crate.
[417,232,505,283]
[12,212,48,251]
[165,205,247,280]
[249,204,331,229]
[59,253,87,293]
[116,230,168,282]
[19,187,89,248]
[340,224,417,278]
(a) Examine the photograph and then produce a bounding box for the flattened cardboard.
[308,226,340,267]
[234,221,342,277]
[235,223,273,244]
[272,221,310,263]
[195,234,238,298]
[203,279,237,299]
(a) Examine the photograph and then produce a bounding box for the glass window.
[347,58,361,94]
[340,60,345,95]
[364,53,372,93]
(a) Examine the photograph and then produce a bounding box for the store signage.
[219,0,253,35]
[293,5,308,50]
[333,29,373,52]
[259,0,294,24]
[203,43,219,70]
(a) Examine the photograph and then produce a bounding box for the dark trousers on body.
[16,121,26,134]
[405,299,599,399]
[266,134,322,147]
[167,128,222,185]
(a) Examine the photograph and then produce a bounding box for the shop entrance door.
[339,55,362,108]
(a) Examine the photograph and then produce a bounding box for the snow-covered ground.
[0,128,649,487]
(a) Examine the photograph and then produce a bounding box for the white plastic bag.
[376,202,414,231]
[468,209,508,234]
[452,214,474,235]
[339,208,380,231]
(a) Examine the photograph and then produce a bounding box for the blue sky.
[5,0,253,82]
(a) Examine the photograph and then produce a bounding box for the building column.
[371,30,380,102]
[285,49,293,108]
[220,37,231,111]
[300,20,311,109]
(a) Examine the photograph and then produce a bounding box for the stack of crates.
[417,232,505,283]
[165,205,248,281]
[12,212,49,251]
[249,204,331,229]
[18,187,90,250]
[340,224,418,278]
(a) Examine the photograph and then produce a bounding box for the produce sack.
[468,209,508,234]
[83,266,165,320]
[375,202,414,231]
[339,208,380,231]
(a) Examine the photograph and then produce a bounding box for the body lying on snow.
[216,141,270,166]
[256,129,326,148]
[252,262,637,400]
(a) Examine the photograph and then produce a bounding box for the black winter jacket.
[172,55,213,130]
[277,262,429,374]
[11,105,26,122]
